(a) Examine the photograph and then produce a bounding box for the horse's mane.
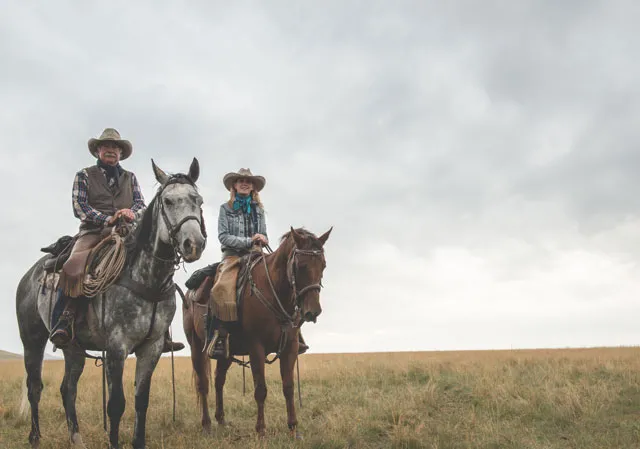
[126,174,198,259]
[278,228,323,249]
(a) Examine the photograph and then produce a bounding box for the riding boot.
[50,295,77,348]
[298,331,309,355]
[162,330,185,353]
[207,324,230,359]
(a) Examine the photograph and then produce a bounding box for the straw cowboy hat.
[223,168,266,192]
[87,128,133,160]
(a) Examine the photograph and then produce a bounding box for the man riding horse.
[49,128,184,353]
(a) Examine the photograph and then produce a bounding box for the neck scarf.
[233,194,252,214]
[97,159,123,187]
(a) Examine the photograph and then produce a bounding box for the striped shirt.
[72,167,146,227]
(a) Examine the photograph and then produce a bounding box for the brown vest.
[82,165,134,228]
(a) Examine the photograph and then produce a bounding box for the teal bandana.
[233,194,252,214]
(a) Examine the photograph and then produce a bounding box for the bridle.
[251,241,325,326]
[286,246,324,312]
[155,176,207,265]
[243,238,325,364]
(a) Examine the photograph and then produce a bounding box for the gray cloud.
[2,1,639,355]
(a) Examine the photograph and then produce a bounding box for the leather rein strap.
[247,244,324,364]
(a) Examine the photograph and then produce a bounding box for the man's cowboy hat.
[223,168,266,192]
[88,128,133,160]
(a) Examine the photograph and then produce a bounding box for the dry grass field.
[1,347,640,448]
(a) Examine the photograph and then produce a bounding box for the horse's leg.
[279,348,302,439]
[132,338,163,449]
[60,348,87,447]
[22,339,46,448]
[214,357,232,427]
[189,334,213,432]
[249,343,267,437]
[106,348,127,449]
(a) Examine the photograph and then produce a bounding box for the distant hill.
[0,350,22,360]
[0,350,60,361]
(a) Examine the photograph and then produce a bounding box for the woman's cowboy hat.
[88,128,133,160]
[223,168,266,192]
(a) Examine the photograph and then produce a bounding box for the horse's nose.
[182,238,202,261]
[304,311,321,323]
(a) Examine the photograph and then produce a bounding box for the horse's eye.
[164,198,174,206]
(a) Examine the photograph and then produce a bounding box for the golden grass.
[2,347,640,448]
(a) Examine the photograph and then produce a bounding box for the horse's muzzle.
[182,237,204,262]
[304,310,321,323]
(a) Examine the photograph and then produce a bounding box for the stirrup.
[50,311,75,347]
[207,330,229,359]
[50,328,72,348]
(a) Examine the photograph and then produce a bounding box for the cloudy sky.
[1,1,639,356]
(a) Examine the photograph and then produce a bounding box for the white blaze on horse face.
[158,183,206,262]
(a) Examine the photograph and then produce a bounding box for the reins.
[246,240,325,365]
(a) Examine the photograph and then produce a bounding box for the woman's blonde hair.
[227,188,264,209]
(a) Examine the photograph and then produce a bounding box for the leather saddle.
[185,263,219,291]
[41,235,75,273]
[185,251,262,326]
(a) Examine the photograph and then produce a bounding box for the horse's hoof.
[290,429,304,440]
[29,433,40,448]
[217,420,232,428]
[202,424,212,435]
[257,430,267,439]
[70,433,86,448]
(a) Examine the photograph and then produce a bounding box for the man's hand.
[251,234,268,245]
[107,211,121,226]
[107,209,134,226]
[117,209,135,222]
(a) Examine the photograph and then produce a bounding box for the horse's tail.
[192,338,211,407]
[19,372,29,420]
[185,312,211,407]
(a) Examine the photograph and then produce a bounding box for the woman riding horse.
[207,168,309,359]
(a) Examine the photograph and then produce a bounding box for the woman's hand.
[251,234,268,245]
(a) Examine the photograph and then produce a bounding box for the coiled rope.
[82,228,128,298]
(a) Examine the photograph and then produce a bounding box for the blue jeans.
[51,289,68,329]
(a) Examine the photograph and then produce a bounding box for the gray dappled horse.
[16,159,206,449]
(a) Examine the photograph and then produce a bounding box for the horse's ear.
[318,226,333,246]
[290,226,304,247]
[188,157,200,183]
[151,159,169,185]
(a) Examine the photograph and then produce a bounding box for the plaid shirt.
[72,167,146,227]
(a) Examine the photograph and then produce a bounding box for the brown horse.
[183,226,331,438]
